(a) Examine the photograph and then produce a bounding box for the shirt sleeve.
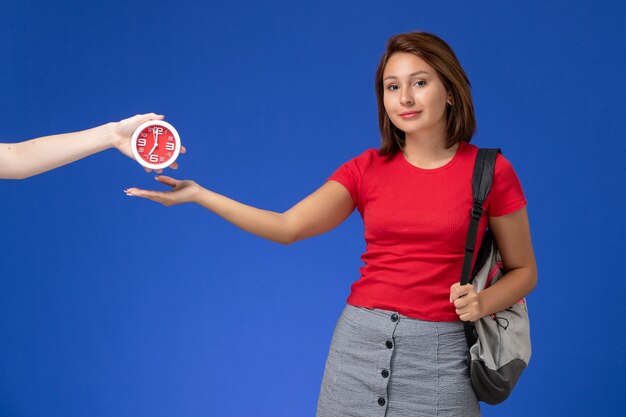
[327,149,375,208]
[487,153,528,217]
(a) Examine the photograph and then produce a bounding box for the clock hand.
[148,140,158,155]
[149,127,163,155]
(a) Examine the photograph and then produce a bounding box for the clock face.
[131,120,181,170]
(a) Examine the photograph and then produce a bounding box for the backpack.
[460,148,532,405]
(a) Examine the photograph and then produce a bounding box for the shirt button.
[385,340,393,349]
[378,397,386,406]
[381,369,389,378]
[390,314,399,322]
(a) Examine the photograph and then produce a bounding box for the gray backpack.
[460,148,532,405]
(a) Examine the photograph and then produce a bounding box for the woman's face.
[382,52,451,137]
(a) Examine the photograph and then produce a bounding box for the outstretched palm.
[125,176,200,206]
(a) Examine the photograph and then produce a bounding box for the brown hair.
[375,31,476,156]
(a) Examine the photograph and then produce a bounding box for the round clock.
[131,120,181,170]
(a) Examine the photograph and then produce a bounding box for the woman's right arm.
[125,176,355,244]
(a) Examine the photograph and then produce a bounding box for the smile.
[400,111,422,119]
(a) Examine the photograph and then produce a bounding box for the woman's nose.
[400,90,414,106]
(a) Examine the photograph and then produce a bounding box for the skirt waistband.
[344,303,465,337]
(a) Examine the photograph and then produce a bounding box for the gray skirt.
[316,304,481,417]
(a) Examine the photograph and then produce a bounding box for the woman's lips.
[400,111,422,119]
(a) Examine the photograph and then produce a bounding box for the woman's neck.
[402,127,457,169]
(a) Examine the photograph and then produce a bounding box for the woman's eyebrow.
[383,71,430,81]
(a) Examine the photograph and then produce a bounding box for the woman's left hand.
[450,283,484,322]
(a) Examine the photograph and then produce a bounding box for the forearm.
[478,266,537,317]
[193,187,294,244]
[126,177,354,244]
[1,123,115,179]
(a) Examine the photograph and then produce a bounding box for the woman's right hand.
[124,175,202,206]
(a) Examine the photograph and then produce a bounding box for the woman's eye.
[415,80,427,87]
[386,85,399,91]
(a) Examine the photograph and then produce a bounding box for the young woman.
[125,32,537,416]
[0,113,183,179]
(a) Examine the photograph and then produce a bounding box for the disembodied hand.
[112,113,187,173]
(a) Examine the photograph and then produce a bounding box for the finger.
[456,304,474,317]
[449,282,461,302]
[180,145,187,154]
[124,188,166,201]
[125,187,155,197]
[154,175,180,187]
[454,298,470,309]
[144,167,152,173]
[155,169,163,174]
[168,161,179,170]
[455,285,472,298]
[451,284,474,302]
[459,313,472,322]
[124,188,151,198]
[461,284,478,298]
[142,113,165,123]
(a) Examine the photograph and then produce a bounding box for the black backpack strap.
[460,148,500,285]
[461,148,500,347]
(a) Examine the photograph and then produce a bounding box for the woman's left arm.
[451,207,537,321]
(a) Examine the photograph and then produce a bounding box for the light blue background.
[1,1,625,416]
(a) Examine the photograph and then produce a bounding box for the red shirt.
[328,141,527,321]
